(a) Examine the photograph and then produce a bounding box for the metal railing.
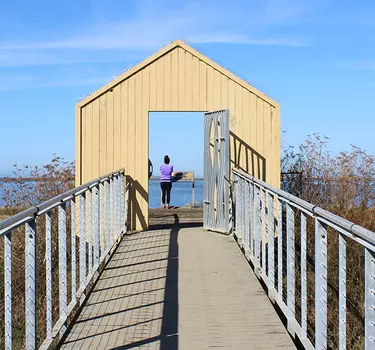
[0,169,129,350]
[233,168,375,350]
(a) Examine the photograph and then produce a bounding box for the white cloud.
[0,0,313,67]
[188,34,308,47]
[0,73,109,91]
[341,60,375,70]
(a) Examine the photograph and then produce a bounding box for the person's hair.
[164,155,170,164]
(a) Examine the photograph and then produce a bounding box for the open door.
[203,110,230,233]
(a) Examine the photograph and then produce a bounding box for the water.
[0,182,13,207]
[0,180,204,208]
[149,180,204,208]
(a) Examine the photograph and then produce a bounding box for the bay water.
[148,180,204,208]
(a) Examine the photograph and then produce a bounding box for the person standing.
[160,155,173,209]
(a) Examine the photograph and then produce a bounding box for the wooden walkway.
[60,220,296,349]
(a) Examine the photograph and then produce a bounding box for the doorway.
[148,112,204,225]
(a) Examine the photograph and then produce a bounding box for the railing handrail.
[1,168,129,350]
[0,169,125,235]
[232,168,375,349]
[233,168,375,246]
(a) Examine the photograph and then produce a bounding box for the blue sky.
[149,112,204,177]
[0,0,374,176]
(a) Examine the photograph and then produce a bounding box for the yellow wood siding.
[76,41,280,231]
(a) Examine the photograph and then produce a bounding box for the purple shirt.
[160,164,173,182]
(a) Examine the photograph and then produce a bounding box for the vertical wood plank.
[263,102,271,183]
[85,104,93,181]
[99,95,107,176]
[199,60,207,110]
[107,90,114,173]
[206,65,214,111]
[75,106,82,186]
[163,53,171,109]
[192,56,200,110]
[149,58,157,110]
[185,51,193,109]
[156,57,164,110]
[178,48,185,110]
[120,81,128,170]
[170,49,178,110]
[92,99,100,179]
[113,85,122,170]
[250,93,257,177]
[213,70,221,109]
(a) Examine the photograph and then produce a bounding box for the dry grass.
[0,156,75,349]
[281,134,375,349]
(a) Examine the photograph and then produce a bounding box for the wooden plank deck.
[60,221,296,349]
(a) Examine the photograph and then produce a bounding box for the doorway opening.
[148,112,204,224]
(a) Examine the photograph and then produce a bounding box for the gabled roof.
[77,40,278,108]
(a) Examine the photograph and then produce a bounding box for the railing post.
[121,174,125,233]
[59,203,67,319]
[115,175,120,239]
[25,219,37,350]
[100,181,105,256]
[236,176,241,240]
[254,185,261,265]
[286,203,295,335]
[261,188,266,274]
[93,185,100,268]
[4,230,12,350]
[233,175,238,237]
[45,211,52,340]
[244,180,250,251]
[80,193,86,291]
[249,182,254,255]
[110,176,114,245]
[365,247,375,349]
[106,179,111,251]
[125,180,129,232]
[87,188,92,275]
[267,192,275,296]
[114,175,118,241]
[315,219,327,350]
[339,233,347,350]
[239,177,244,242]
[301,212,307,340]
[71,198,77,303]
[118,175,121,238]
[277,199,283,297]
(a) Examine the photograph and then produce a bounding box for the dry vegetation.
[0,156,75,349]
[281,133,375,349]
[1,135,374,349]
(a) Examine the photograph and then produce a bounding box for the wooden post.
[192,171,195,207]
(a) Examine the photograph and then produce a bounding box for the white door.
[203,110,230,233]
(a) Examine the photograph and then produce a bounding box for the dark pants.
[161,182,172,205]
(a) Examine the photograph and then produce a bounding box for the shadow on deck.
[59,213,296,350]
[59,215,199,349]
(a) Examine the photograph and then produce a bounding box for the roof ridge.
[77,40,277,108]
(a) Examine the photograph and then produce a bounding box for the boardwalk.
[60,219,295,349]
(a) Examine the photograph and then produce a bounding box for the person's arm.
[171,166,174,177]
